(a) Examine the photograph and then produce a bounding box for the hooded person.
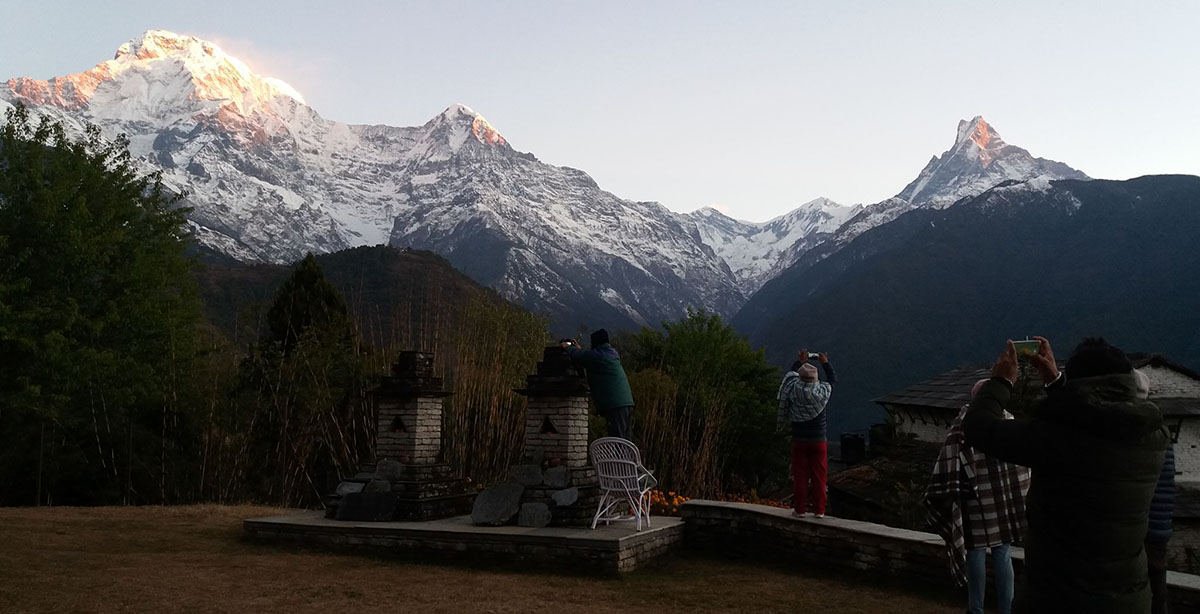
[560,329,635,440]
[777,350,837,518]
[962,337,1169,613]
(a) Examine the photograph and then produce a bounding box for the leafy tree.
[619,309,783,496]
[0,105,202,505]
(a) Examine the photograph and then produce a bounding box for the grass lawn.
[0,505,963,613]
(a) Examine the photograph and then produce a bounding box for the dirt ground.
[0,505,963,613]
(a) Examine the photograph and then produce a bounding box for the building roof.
[828,441,943,506]
[877,354,1200,416]
[873,366,992,411]
[1128,353,1200,384]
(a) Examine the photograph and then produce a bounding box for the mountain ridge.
[732,174,1200,436]
[2,29,1090,332]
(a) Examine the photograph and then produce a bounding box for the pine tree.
[264,253,354,355]
[239,253,366,505]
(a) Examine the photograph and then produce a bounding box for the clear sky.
[3,1,1197,222]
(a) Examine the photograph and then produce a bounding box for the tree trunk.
[125,419,133,505]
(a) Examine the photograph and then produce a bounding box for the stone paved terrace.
[244,510,683,573]
[246,501,1200,609]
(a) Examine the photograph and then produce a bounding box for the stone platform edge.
[243,511,683,573]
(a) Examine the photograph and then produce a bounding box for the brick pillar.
[373,352,450,465]
[516,346,591,467]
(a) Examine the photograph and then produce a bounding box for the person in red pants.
[777,350,837,518]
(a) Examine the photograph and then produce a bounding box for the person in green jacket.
[561,329,635,439]
[963,337,1169,613]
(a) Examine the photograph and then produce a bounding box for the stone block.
[551,487,579,507]
[364,478,392,493]
[335,481,365,496]
[510,464,544,486]
[375,459,404,481]
[543,466,570,488]
[518,502,552,528]
[471,483,525,526]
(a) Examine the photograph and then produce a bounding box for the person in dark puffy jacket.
[963,337,1169,613]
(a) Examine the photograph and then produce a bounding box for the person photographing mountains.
[561,329,635,440]
[962,337,1169,613]
[777,349,837,518]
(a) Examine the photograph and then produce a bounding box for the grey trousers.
[604,406,633,440]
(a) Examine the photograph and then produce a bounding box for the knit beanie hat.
[800,363,819,381]
[590,328,609,347]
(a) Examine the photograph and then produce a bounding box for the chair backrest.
[589,437,644,492]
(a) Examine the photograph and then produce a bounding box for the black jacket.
[962,373,1169,614]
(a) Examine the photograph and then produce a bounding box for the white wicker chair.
[588,437,657,531]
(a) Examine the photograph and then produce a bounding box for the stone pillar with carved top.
[506,346,601,527]
[375,352,447,465]
[517,346,593,468]
[327,351,475,522]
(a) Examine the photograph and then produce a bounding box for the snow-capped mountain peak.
[123,30,305,107]
[895,116,1087,209]
[433,103,507,148]
[6,29,305,126]
[403,103,511,165]
[953,116,1005,167]
[681,197,859,292]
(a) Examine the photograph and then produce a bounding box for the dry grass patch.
[0,505,961,613]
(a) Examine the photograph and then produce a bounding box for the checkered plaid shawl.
[925,405,1031,585]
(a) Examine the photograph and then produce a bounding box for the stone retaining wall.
[681,500,1200,610]
[682,500,949,585]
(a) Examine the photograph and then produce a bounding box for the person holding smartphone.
[777,349,837,518]
[962,337,1168,613]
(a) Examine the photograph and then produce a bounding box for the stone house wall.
[1175,421,1200,484]
[895,416,949,444]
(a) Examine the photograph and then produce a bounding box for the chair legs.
[591,490,613,529]
[591,489,653,531]
[626,490,651,531]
